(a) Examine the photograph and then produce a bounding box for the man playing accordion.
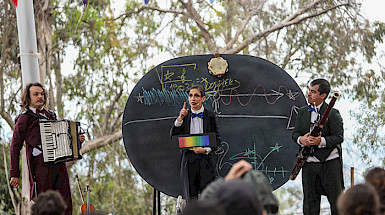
[9,82,85,215]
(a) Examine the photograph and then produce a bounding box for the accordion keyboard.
[39,122,55,162]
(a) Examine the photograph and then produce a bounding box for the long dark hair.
[20,82,47,110]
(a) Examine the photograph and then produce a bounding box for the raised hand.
[177,102,189,122]
[225,160,253,181]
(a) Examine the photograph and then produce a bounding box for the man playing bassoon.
[292,78,344,215]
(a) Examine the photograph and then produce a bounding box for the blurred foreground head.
[338,183,380,215]
[214,179,265,215]
[365,167,385,213]
[31,190,67,215]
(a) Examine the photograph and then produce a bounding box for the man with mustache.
[9,82,85,215]
[292,79,344,215]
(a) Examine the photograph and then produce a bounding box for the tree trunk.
[34,0,53,85]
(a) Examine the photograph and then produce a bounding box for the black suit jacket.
[170,108,221,150]
[292,102,344,162]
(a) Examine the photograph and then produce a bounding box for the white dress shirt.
[174,106,212,154]
[297,103,339,162]
[29,106,47,156]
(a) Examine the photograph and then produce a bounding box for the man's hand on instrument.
[308,133,322,145]
[79,134,85,143]
[10,177,19,188]
[300,133,311,146]
[189,147,206,154]
[177,102,189,122]
[225,160,252,181]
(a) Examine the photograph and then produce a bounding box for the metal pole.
[157,190,161,215]
[16,0,40,86]
[153,187,156,215]
[14,0,40,214]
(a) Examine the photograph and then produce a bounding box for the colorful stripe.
[178,135,210,148]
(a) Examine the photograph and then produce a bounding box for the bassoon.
[289,92,340,180]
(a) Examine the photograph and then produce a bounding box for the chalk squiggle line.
[142,87,188,106]
[220,84,299,106]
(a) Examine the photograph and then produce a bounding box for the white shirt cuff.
[318,137,326,148]
[204,147,212,155]
[297,136,305,147]
[174,119,183,127]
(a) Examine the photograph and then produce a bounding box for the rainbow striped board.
[178,135,210,148]
[174,133,216,148]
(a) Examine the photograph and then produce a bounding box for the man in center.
[171,85,221,201]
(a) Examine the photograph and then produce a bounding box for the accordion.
[39,120,82,163]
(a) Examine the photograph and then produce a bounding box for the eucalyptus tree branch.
[66,131,123,169]
[224,1,349,54]
[87,108,103,135]
[281,43,300,69]
[115,5,183,21]
[179,0,216,53]
[3,143,19,214]
[297,3,350,22]
[111,110,123,133]
[281,0,326,23]
[0,112,14,130]
[102,84,123,133]
[80,131,122,155]
[221,0,267,52]
[144,5,185,14]
[115,6,146,21]
[1,0,9,114]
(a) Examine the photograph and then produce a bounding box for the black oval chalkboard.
[122,54,306,197]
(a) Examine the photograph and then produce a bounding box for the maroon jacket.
[10,110,54,196]
[10,111,51,173]
[10,109,73,215]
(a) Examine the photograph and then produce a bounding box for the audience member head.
[338,183,380,215]
[181,199,225,215]
[365,167,385,213]
[200,160,279,214]
[214,179,266,215]
[31,190,67,215]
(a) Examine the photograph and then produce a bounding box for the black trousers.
[302,158,344,215]
[185,151,215,199]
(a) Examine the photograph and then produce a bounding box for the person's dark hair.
[365,167,385,213]
[31,190,67,215]
[310,78,330,99]
[214,179,264,215]
[188,85,205,97]
[338,183,380,215]
[21,82,47,110]
[181,200,225,215]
